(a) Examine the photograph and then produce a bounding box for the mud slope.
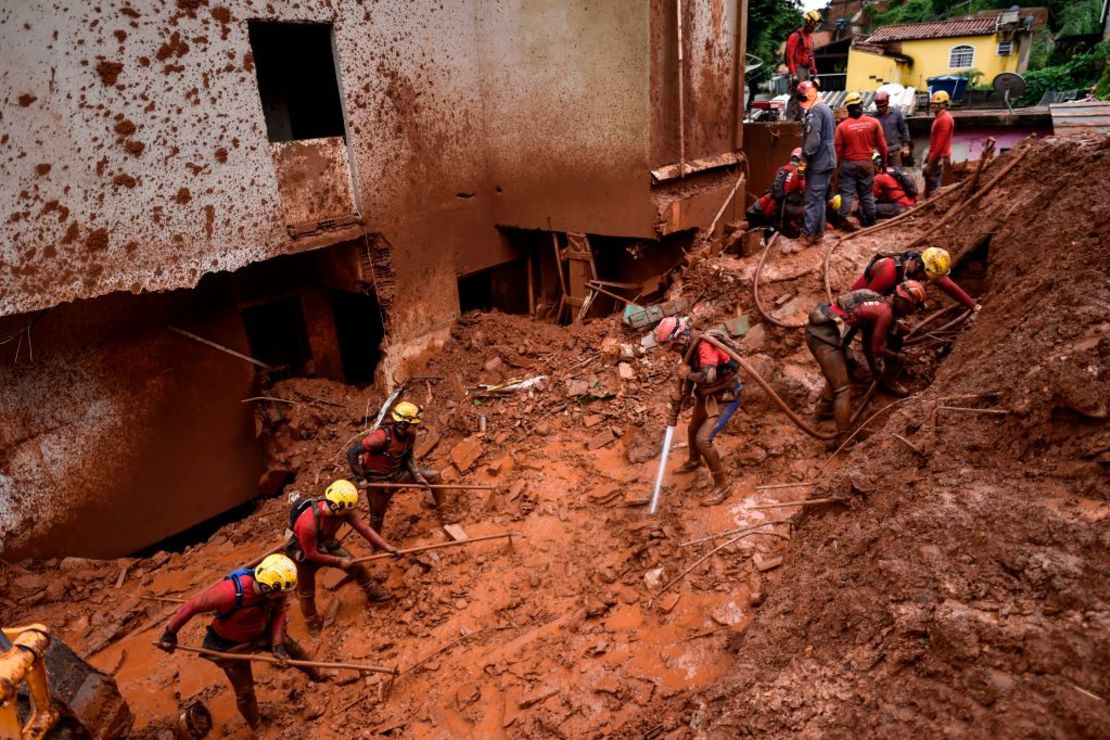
[651,136,1110,737]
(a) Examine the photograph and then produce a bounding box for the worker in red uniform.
[656,316,743,507]
[289,479,400,631]
[852,247,979,311]
[925,90,954,197]
[835,92,888,228]
[158,554,322,729]
[745,148,806,234]
[805,281,927,440]
[348,401,443,534]
[872,153,917,218]
[784,10,822,121]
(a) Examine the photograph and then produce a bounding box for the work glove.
[389,547,402,560]
[272,644,290,669]
[338,557,354,570]
[157,630,178,654]
[355,476,369,489]
[966,303,982,323]
[414,472,432,494]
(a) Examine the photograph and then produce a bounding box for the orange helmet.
[894,280,927,306]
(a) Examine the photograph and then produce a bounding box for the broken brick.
[449,435,483,472]
[586,429,616,450]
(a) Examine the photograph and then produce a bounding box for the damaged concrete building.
[0,0,748,558]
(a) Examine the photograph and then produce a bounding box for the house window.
[247,22,346,142]
[949,44,975,69]
[997,40,1013,56]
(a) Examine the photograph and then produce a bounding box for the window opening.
[247,21,346,142]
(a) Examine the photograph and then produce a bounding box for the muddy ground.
[2,136,1107,738]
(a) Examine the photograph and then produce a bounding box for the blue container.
[926,75,968,101]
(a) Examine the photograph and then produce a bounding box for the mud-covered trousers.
[839,160,877,225]
[684,379,742,487]
[365,466,443,533]
[805,305,852,434]
[803,168,832,237]
[294,542,379,627]
[201,627,318,728]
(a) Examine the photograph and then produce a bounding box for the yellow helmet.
[254,554,297,593]
[930,90,951,105]
[324,479,359,510]
[920,247,952,279]
[804,10,821,24]
[844,91,863,107]
[391,401,423,426]
[828,194,842,210]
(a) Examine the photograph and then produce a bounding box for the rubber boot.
[700,470,731,507]
[363,580,394,605]
[298,595,323,634]
[369,511,385,535]
[237,695,261,730]
[675,459,702,474]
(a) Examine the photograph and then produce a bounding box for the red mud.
[1,137,1107,737]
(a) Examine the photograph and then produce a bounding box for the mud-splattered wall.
[0,1,746,556]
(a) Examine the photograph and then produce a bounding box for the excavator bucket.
[0,625,132,739]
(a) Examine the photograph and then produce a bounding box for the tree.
[747,0,803,80]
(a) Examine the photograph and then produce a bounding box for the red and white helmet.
[894,280,927,306]
[654,316,690,344]
[790,147,803,161]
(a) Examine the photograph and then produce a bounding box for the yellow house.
[846,14,1032,92]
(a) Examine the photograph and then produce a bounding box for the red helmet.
[797,80,817,97]
[894,280,927,306]
[874,91,890,104]
[790,147,803,161]
[654,316,690,344]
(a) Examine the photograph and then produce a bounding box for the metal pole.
[676,0,686,178]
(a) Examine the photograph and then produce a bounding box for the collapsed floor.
[1,135,1108,738]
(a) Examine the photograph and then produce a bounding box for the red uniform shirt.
[928,110,954,163]
[293,500,386,567]
[850,256,976,310]
[829,296,897,359]
[835,116,888,163]
[356,423,415,476]
[756,164,805,213]
[873,172,915,207]
[785,29,817,76]
[166,574,286,645]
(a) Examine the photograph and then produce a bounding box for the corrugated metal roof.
[1050,100,1110,138]
[866,18,997,43]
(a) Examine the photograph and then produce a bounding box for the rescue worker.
[784,10,822,121]
[835,91,887,229]
[925,90,954,197]
[656,316,743,507]
[851,246,979,311]
[348,401,443,534]
[745,148,806,235]
[805,281,927,441]
[798,80,835,245]
[157,554,322,729]
[872,153,917,218]
[289,479,400,632]
[869,91,911,166]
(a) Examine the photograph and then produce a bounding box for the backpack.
[888,167,918,198]
[862,250,916,283]
[288,493,319,532]
[215,568,257,620]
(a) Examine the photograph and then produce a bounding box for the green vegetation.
[746,0,803,80]
[1018,41,1110,104]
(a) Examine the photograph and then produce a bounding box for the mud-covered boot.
[675,459,702,474]
[815,396,834,420]
[299,598,323,634]
[700,471,731,507]
[363,581,394,605]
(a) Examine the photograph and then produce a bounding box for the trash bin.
[926,75,968,102]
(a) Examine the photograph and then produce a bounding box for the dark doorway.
[458,260,531,314]
[241,296,311,371]
[331,289,385,385]
[247,21,346,142]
